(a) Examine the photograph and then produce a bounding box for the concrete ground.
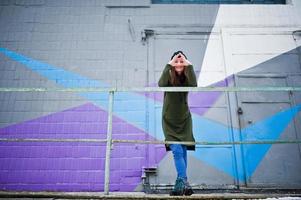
[0,191,301,200]
[3,198,301,200]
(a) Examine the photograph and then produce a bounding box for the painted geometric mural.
[0,47,300,191]
[0,0,301,192]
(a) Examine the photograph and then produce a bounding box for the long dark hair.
[170,51,187,86]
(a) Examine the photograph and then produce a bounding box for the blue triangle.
[240,104,301,180]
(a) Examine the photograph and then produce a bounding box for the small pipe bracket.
[141,29,155,45]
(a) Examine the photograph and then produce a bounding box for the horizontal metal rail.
[0,86,301,92]
[1,86,301,195]
[113,139,301,145]
[0,138,300,145]
[0,138,108,143]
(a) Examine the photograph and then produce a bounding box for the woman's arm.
[184,65,197,87]
[158,64,172,87]
[177,52,197,87]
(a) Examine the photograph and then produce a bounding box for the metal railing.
[1,86,301,195]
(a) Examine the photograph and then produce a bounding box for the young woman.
[158,51,197,196]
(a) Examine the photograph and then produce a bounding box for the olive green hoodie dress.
[158,64,197,151]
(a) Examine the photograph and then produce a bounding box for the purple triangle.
[0,103,166,192]
[138,75,234,116]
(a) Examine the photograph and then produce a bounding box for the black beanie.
[170,50,187,60]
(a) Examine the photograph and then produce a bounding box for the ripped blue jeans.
[169,144,187,180]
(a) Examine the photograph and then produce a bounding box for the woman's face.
[173,55,185,73]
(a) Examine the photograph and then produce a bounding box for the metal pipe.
[104,91,114,195]
[1,86,301,92]
[0,138,107,143]
[112,139,301,145]
[0,138,300,145]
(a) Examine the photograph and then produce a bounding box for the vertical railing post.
[104,90,114,195]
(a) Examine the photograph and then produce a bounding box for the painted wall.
[0,0,300,192]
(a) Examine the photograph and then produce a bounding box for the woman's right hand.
[168,53,180,66]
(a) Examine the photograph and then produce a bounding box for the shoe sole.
[169,191,185,196]
[184,188,194,196]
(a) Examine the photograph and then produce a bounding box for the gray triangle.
[0,60,87,128]
[151,152,235,188]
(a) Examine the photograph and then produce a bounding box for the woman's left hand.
[180,53,192,66]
